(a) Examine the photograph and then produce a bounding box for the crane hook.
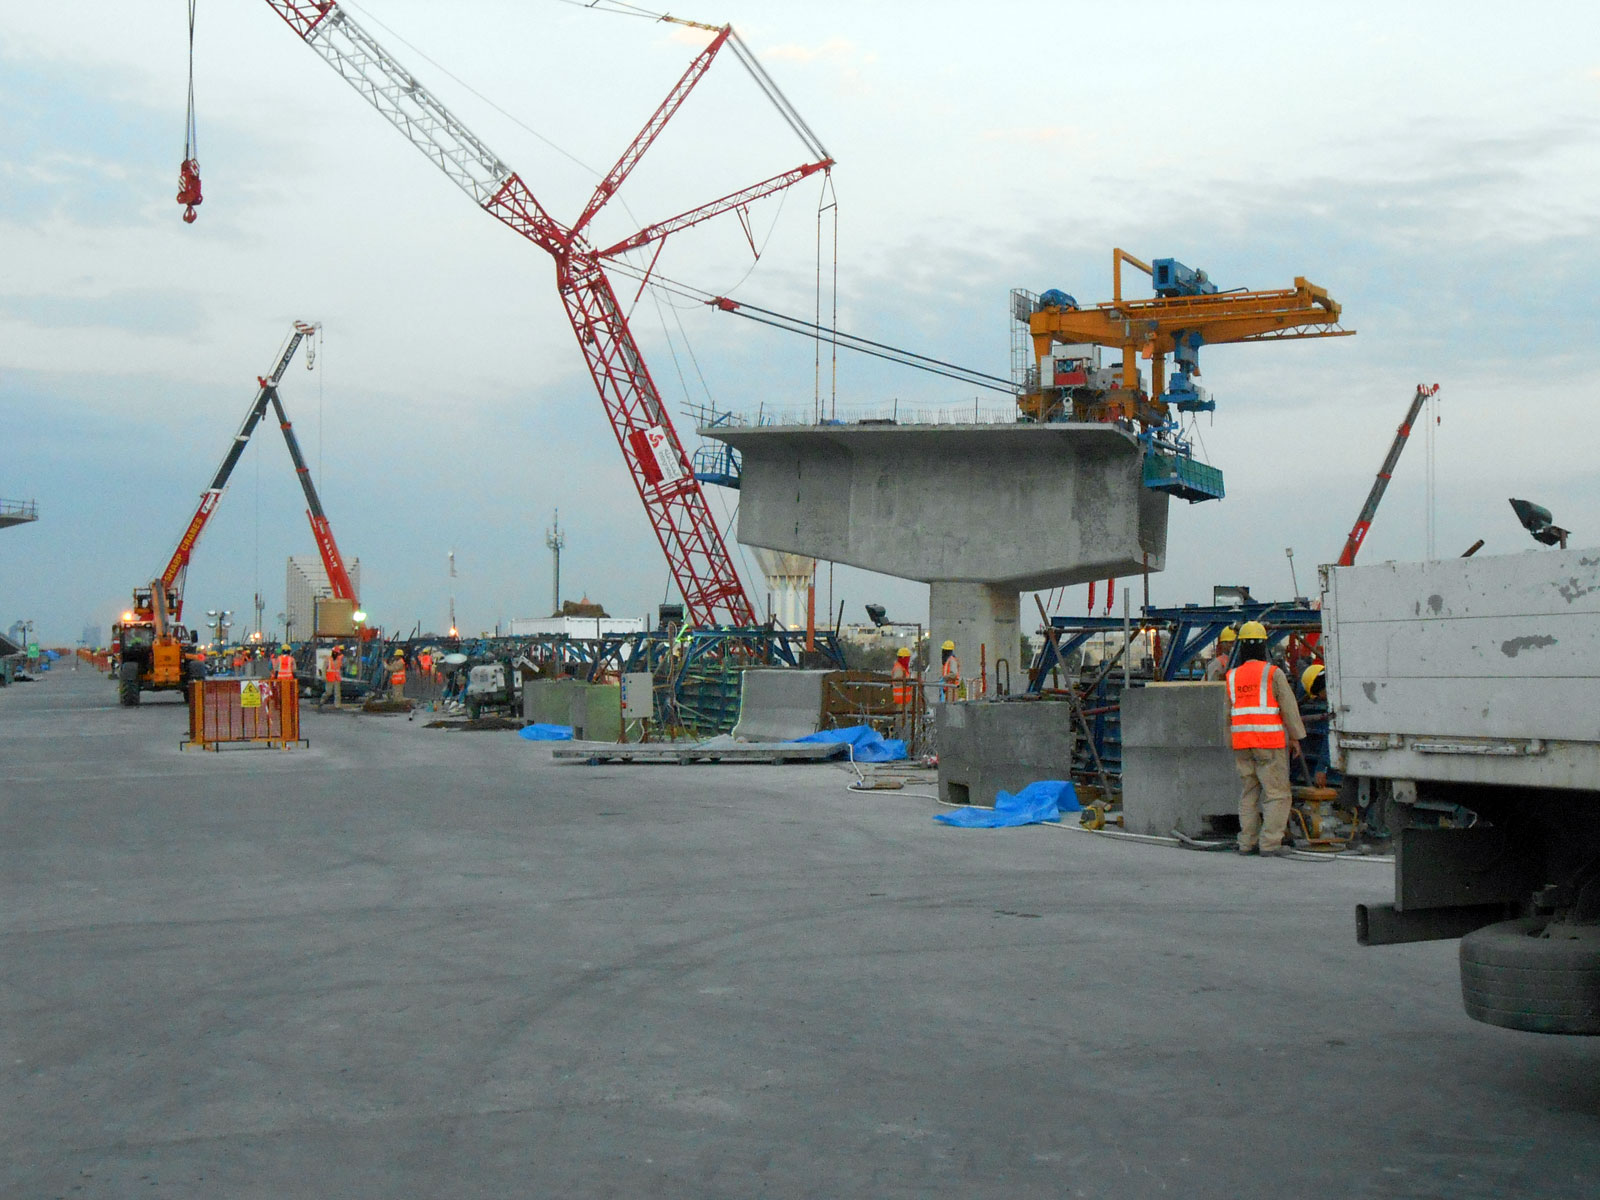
[178,158,203,224]
[179,0,201,224]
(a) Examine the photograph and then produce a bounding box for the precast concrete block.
[707,423,1169,590]
[523,679,621,741]
[1121,683,1239,838]
[935,699,1076,807]
[730,669,832,742]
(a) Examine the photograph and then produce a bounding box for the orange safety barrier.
[184,677,307,751]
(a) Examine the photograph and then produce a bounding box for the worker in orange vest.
[938,640,962,702]
[323,645,345,708]
[890,647,913,712]
[389,650,407,700]
[274,645,296,680]
[1226,621,1306,857]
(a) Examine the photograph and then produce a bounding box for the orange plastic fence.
[185,678,305,750]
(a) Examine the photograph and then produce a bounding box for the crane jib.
[254,0,828,626]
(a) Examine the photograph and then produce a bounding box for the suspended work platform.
[0,498,38,531]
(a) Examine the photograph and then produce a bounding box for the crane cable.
[177,1,203,223]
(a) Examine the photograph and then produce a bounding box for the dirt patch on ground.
[424,716,526,732]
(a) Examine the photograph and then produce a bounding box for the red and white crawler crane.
[257,3,833,626]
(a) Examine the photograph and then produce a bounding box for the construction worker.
[891,646,913,713]
[939,640,962,702]
[274,645,296,681]
[1204,626,1237,681]
[1227,621,1306,857]
[389,650,407,700]
[1300,663,1332,788]
[323,645,345,708]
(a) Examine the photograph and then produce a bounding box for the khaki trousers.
[1234,746,1292,851]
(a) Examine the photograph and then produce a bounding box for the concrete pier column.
[930,582,1019,700]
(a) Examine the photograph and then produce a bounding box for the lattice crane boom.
[260,1,831,626]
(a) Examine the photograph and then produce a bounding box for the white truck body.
[1322,544,1600,792]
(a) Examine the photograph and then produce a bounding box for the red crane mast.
[1336,384,1440,567]
[259,3,833,626]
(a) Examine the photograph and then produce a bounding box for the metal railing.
[698,399,1024,429]
[0,498,39,521]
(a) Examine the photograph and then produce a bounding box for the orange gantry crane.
[256,3,833,627]
[1024,248,1351,427]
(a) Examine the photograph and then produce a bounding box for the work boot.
[1265,846,1296,858]
[1237,845,1259,856]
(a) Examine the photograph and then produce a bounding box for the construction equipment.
[1016,249,1352,506]
[112,580,204,706]
[1023,248,1351,426]
[1337,385,1440,565]
[257,3,833,627]
[112,321,358,704]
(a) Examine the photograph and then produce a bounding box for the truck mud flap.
[1357,901,1512,946]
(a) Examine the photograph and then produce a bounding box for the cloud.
[0,289,206,337]
[759,38,871,67]
[980,126,1089,147]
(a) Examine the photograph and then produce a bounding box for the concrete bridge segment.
[705,422,1170,696]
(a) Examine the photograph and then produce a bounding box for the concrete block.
[523,679,621,742]
[1121,683,1238,838]
[709,422,1169,590]
[731,669,832,742]
[936,700,1076,806]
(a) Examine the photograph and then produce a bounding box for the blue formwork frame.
[366,627,846,733]
[1027,601,1323,691]
[1026,601,1330,794]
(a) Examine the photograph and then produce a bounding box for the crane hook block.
[177,158,203,224]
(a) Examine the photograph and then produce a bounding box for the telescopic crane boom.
[257,2,832,627]
[1337,384,1440,567]
[152,321,320,621]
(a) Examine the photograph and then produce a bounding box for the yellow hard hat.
[281,644,291,652]
[1238,620,1268,641]
[1302,664,1326,694]
[1217,626,1237,644]
[896,647,911,658]
[941,640,956,651]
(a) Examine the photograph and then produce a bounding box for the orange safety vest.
[326,653,343,683]
[391,663,407,686]
[1227,659,1286,749]
[275,653,295,679]
[419,652,432,674]
[891,659,911,706]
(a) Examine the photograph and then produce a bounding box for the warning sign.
[240,681,263,708]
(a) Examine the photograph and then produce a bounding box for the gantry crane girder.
[260,1,833,627]
[1027,248,1351,424]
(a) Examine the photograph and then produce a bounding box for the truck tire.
[118,663,141,707]
[1460,917,1600,1035]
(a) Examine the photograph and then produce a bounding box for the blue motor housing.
[1039,289,1078,309]
[1165,371,1214,413]
[1152,259,1217,298]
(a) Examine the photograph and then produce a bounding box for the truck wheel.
[1460,917,1600,1035]
[119,675,141,707]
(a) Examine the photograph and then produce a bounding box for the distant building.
[284,555,361,642]
[838,622,921,653]
[81,624,101,648]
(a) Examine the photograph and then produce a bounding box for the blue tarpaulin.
[518,723,574,741]
[788,724,907,763]
[933,780,1079,828]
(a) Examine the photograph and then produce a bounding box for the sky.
[3,0,1598,644]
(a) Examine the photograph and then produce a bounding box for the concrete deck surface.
[4,668,1597,1198]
